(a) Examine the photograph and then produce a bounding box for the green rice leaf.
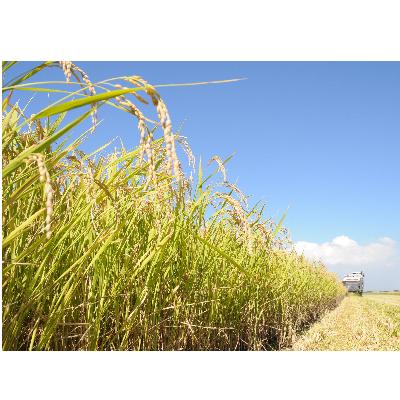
[33,87,146,119]
[2,208,46,248]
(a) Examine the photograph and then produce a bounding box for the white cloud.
[294,236,399,291]
[294,235,397,267]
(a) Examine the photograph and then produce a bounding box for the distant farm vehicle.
[342,271,364,295]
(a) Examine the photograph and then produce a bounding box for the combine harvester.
[342,271,365,295]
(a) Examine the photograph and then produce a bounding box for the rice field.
[363,292,400,306]
[292,293,400,350]
[2,61,346,350]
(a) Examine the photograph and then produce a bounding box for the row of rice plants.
[2,62,346,350]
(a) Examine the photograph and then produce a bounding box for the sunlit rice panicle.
[113,86,156,183]
[144,133,157,185]
[176,135,195,170]
[28,154,54,239]
[124,76,152,105]
[59,62,97,126]
[69,63,96,97]
[255,223,271,243]
[157,99,180,182]
[143,89,179,182]
[222,182,248,208]
[208,155,227,182]
[120,79,180,182]
[217,193,253,253]
[137,117,147,164]
[59,61,72,82]
[125,75,150,89]
[73,64,97,126]
[116,95,146,158]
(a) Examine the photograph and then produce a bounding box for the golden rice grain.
[176,135,195,170]
[208,156,227,182]
[27,154,54,239]
[59,61,72,82]
[59,62,97,127]
[216,193,253,253]
[222,182,248,208]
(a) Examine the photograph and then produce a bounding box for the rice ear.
[26,154,54,239]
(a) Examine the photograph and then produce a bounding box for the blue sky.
[4,62,400,290]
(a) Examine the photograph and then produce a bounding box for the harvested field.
[292,293,400,351]
[363,292,400,306]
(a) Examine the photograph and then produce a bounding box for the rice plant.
[2,61,346,350]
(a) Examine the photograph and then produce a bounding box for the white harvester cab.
[342,271,365,295]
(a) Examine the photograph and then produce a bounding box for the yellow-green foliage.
[2,62,346,350]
